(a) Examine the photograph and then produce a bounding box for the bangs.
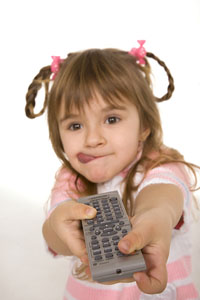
[52,49,139,116]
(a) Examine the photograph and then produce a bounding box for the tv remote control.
[78,190,146,282]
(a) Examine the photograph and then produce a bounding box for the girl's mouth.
[77,153,101,164]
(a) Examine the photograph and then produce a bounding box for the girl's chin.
[83,171,112,184]
[72,160,116,183]
[85,175,109,184]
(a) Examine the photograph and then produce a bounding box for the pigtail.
[146,52,175,102]
[25,66,52,118]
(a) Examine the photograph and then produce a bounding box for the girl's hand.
[116,183,183,294]
[117,208,172,294]
[84,208,171,290]
[43,200,96,259]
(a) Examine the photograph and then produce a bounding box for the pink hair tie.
[129,40,146,65]
[51,56,63,79]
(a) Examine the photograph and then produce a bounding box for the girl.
[25,41,200,299]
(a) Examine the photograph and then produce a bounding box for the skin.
[58,94,149,183]
[43,94,184,294]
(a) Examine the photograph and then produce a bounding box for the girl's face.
[58,94,149,183]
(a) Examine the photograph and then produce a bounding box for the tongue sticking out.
[77,153,97,164]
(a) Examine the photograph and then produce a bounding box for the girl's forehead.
[59,91,135,116]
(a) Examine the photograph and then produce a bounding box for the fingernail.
[120,240,130,253]
[86,207,96,217]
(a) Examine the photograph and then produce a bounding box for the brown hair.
[25,48,199,214]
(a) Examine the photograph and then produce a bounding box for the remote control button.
[91,240,99,245]
[102,220,118,226]
[92,245,100,250]
[93,205,100,209]
[89,226,95,231]
[105,213,112,217]
[95,229,101,235]
[110,197,117,203]
[113,204,120,209]
[93,250,101,255]
[106,216,113,221]
[93,201,99,205]
[115,213,123,218]
[122,229,128,234]
[91,235,97,240]
[105,253,113,259]
[103,228,114,233]
[115,225,121,231]
[102,242,111,248]
[93,221,116,228]
[104,208,111,213]
[94,255,102,261]
[87,220,94,225]
[119,221,125,225]
[102,199,108,204]
[114,209,121,214]
[104,248,112,253]
[101,230,117,236]
[112,235,120,240]
[117,251,125,257]
[97,220,104,224]
[93,207,100,212]
[99,224,115,230]
[102,238,109,243]
[113,241,118,245]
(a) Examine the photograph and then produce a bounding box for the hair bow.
[51,56,63,79]
[129,40,146,65]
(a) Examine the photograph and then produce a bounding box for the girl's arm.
[118,183,184,294]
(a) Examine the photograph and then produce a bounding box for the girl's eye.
[106,116,120,124]
[68,123,83,131]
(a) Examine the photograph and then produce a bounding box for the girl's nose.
[85,127,106,148]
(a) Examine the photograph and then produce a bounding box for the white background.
[0,0,200,299]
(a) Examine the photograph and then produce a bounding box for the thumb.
[118,221,151,254]
[118,217,169,294]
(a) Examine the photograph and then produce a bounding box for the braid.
[25,66,52,118]
[146,52,175,102]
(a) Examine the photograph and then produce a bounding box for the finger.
[133,262,168,294]
[134,240,168,294]
[55,221,87,257]
[80,254,89,264]
[85,265,92,277]
[53,200,97,222]
[67,234,87,258]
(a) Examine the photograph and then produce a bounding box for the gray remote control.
[78,190,146,282]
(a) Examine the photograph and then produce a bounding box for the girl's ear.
[140,128,150,142]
